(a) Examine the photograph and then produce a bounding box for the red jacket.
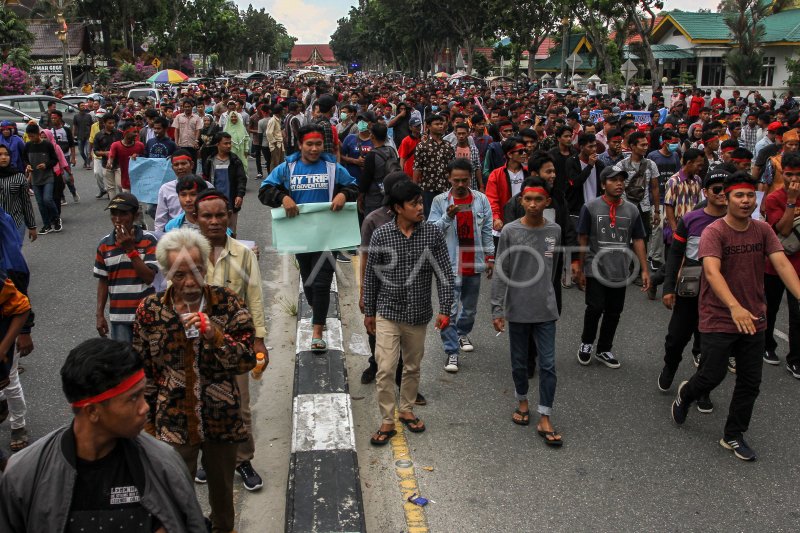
[486,165,528,222]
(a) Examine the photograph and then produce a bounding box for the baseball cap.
[382,171,410,204]
[704,168,730,188]
[357,111,377,123]
[767,121,783,132]
[409,116,422,127]
[105,192,139,212]
[600,165,627,182]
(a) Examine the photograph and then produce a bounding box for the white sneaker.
[444,354,459,373]
[458,335,474,352]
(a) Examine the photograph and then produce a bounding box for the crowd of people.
[0,74,799,530]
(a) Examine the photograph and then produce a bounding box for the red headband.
[197,193,227,206]
[522,186,549,197]
[609,135,623,141]
[508,143,526,154]
[124,127,139,135]
[71,369,145,407]
[704,136,719,144]
[721,146,736,153]
[301,132,324,142]
[731,158,751,163]
[172,155,193,162]
[724,183,756,193]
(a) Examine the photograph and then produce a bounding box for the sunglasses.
[709,185,725,194]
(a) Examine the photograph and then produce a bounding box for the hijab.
[223,112,249,161]
[0,145,19,176]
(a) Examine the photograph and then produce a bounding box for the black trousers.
[682,331,764,440]
[663,294,702,371]
[296,252,335,326]
[252,143,263,175]
[581,277,627,353]
[765,273,800,366]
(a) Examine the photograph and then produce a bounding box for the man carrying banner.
[259,124,358,353]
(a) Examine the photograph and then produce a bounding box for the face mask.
[431,105,439,112]
[668,143,680,153]
[340,112,349,121]
[357,120,368,132]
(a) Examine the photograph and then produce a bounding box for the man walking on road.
[72,102,95,170]
[429,158,494,372]
[172,99,203,164]
[363,180,453,445]
[671,171,800,461]
[413,114,455,217]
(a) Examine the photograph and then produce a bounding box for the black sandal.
[512,409,530,426]
[370,429,396,446]
[399,416,426,433]
[537,428,563,447]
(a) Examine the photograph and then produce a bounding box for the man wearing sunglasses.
[486,137,529,244]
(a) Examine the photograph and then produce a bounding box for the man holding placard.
[259,124,358,353]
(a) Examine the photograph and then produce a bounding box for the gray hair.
[155,228,211,272]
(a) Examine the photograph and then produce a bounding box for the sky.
[245,0,721,44]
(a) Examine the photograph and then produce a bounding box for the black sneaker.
[444,353,459,373]
[95,190,108,199]
[52,219,63,232]
[787,362,800,379]
[595,351,621,369]
[696,393,714,413]
[194,467,207,484]
[728,357,737,374]
[692,352,702,368]
[671,381,689,425]
[37,225,52,235]
[335,251,351,263]
[458,335,474,352]
[719,436,757,461]
[236,460,264,491]
[577,343,592,365]
[658,365,676,392]
[763,350,780,365]
[360,364,377,384]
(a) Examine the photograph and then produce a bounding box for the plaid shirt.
[364,220,454,325]
[413,136,456,193]
[741,124,759,153]
[313,116,338,155]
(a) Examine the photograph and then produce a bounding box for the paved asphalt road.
[6,161,800,532]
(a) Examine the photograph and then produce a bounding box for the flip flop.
[370,429,396,446]
[537,428,563,447]
[399,416,426,433]
[512,409,530,426]
[310,338,327,353]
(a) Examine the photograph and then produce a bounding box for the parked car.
[0,103,38,132]
[127,87,162,103]
[0,95,79,122]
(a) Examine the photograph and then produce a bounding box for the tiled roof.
[289,44,336,64]
[659,8,800,43]
[610,16,666,44]
[29,21,88,57]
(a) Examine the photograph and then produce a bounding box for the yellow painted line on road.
[391,409,429,533]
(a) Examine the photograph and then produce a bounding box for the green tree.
[472,52,492,77]
[570,0,626,81]
[621,0,665,90]
[720,0,788,85]
[0,7,34,71]
[492,0,559,78]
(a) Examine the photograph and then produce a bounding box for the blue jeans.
[78,139,90,165]
[422,190,438,218]
[32,181,57,227]
[110,322,134,344]
[440,274,482,355]
[508,320,557,416]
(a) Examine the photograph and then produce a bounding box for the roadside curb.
[286,273,366,532]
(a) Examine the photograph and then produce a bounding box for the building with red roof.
[288,44,338,69]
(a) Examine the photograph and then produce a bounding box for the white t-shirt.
[580,160,597,203]
[509,168,525,196]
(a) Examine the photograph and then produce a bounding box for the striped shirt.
[93,226,158,323]
[0,172,36,230]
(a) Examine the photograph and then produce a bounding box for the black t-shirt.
[755,143,781,169]
[68,441,160,533]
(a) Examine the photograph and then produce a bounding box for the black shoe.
[787,362,800,379]
[194,467,207,484]
[671,381,689,425]
[763,350,780,365]
[719,436,757,461]
[335,251,351,264]
[414,393,427,406]
[577,343,592,365]
[444,353,459,373]
[236,460,264,491]
[595,351,620,369]
[696,393,714,413]
[52,218,62,232]
[37,225,52,235]
[360,364,377,384]
[658,365,676,392]
[95,190,108,199]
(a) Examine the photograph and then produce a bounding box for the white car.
[0,104,38,132]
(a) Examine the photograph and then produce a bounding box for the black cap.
[382,172,411,205]
[105,192,139,212]
[599,165,627,182]
[357,111,377,123]
[703,168,730,188]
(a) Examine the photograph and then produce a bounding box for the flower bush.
[112,61,157,82]
[0,64,30,95]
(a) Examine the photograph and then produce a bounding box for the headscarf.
[0,121,24,172]
[40,128,69,174]
[223,111,249,163]
[0,145,19,177]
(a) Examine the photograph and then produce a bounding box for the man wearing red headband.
[672,172,800,461]
[0,338,205,531]
[107,126,144,195]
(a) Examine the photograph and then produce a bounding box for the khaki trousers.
[375,315,427,425]
[103,167,122,195]
[171,440,239,533]
[235,373,255,465]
